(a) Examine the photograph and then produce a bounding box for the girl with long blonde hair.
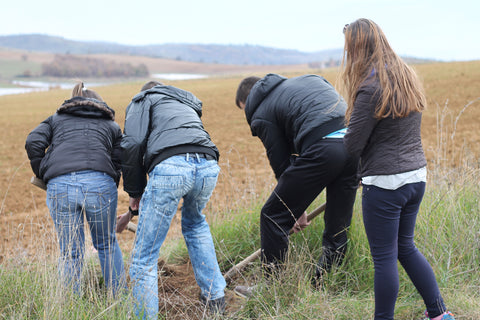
[341,19,455,320]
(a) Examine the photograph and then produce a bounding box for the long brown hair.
[340,18,426,124]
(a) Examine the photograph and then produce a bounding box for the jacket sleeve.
[344,86,379,158]
[111,124,123,186]
[121,99,150,198]
[252,119,291,179]
[25,117,53,179]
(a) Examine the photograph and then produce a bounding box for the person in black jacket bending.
[234,74,359,295]
[25,82,126,295]
[116,81,226,319]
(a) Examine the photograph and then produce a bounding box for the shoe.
[424,310,455,320]
[199,294,226,315]
[233,285,256,298]
[315,245,346,278]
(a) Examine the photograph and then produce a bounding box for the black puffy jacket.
[121,85,219,197]
[25,97,122,184]
[245,74,347,178]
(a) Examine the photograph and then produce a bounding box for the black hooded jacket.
[244,74,347,179]
[25,97,122,184]
[121,85,219,198]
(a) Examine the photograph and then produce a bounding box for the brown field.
[0,60,479,317]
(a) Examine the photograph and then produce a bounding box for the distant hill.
[0,34,343,66]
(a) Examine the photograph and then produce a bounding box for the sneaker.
[316,245,347,275]
[424,310,455,320]
[199,294,226,315]
[233,285,257,298]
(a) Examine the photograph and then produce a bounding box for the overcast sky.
[1,0,478,61]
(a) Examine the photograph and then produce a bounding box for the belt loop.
[196,153,200,162]
[186,152,189,161]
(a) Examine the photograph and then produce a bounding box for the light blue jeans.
[46,170,126,295]
[129,154,226,319]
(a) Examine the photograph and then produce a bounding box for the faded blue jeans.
[46,170,126,295]
[129,154,226,319]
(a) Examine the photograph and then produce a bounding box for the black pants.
[260,139,359,265]
[362,183,445,319]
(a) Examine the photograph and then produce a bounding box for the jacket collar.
[57,97,115,120]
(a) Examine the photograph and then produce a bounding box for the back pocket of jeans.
[46,183,70,217]
[200,176,217,196]
[151,175,185,215]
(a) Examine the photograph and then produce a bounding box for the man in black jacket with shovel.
[234,74,359,296]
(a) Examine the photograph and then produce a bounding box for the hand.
[116,211,133,233]
[292,211,311,233]
[129,197,141,211]
[116,196,141,233]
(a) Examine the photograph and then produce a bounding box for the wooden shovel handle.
[223,202,326,283]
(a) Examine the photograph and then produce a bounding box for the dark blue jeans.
[362,182,446,320]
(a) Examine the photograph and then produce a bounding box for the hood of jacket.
[132,85,203,117]
[57,97,115,121]
[244,73,287,125]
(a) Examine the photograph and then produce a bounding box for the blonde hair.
[71,81,103,101]
[340,18,426,124]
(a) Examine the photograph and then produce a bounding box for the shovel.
[223,202,326,283]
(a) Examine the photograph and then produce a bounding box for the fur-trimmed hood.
[57,97,115,120]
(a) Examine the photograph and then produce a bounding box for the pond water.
[0,80,105,97]
[0,87,47,96]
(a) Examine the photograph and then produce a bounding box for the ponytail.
[71,81,103,101]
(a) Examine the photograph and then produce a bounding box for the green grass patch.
[207,178,479,319]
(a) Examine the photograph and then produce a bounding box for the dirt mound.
[155,260,242,319]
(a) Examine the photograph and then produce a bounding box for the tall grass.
[0,248,134,319]
[208,176,478,320]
